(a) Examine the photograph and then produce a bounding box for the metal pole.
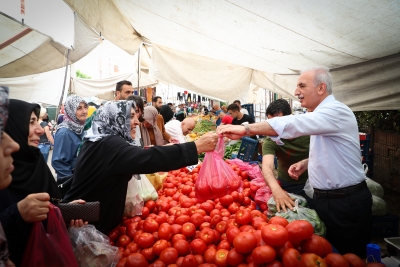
[54,48,71,128]
[137,42,152,95]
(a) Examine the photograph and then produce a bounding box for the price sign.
[186,161,200,173]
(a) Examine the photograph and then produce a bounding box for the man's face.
[116,85,133,100]
[228,110,238,119]
[130,107,140,138]
[153,98,163,110]
[181,120,195,135]
[294,71,321,110]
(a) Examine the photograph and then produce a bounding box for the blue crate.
[237,137,258,162]
[242,104,254,118]
[360,140,371,156]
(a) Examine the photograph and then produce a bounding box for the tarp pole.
[137,42,152,94]
[54,48,71,129]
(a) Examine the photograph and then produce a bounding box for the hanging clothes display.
[177,92,181,100]
[198,95,201,102]
[187,93,191,102]
[193,94,196,102]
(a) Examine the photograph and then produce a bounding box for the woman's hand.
[69,219,88,228]
[17,193,51,223]
[194,132,219,153]
[69,199,86,204]
[5,259,16,267]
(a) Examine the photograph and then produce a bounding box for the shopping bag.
[21,204,78,267]
[69,224,119,267]
[131,174,158,202]
[195,138,242,202]
[124,175,144,217]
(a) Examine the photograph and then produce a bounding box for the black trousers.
[313,185,372,258]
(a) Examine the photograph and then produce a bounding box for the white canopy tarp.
[71,71,158,100]
[0,0,99,78]
[64,0,400,110]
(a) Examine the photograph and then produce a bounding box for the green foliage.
[354,110,400,133]
[75,70,92,79]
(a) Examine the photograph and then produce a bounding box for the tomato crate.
[237,137,258,162]
[372,214,400,238]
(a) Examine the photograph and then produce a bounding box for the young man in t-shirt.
[261,99,311,212]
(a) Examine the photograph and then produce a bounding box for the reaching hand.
[217,125,246,140]
[288,159,308,180]
[70,219,88,228]
[194,132,219,153]
[272,189,295,213]
[17,193,51,223]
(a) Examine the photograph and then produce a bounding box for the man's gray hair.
[301,66,332,94]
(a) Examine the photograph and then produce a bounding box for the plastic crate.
[237,137,258,162]
[360,140,371,156]
[242,104,254,119]
[372,214,400,238]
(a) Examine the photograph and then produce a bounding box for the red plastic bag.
[195,138,242,202]
[21,204,78,267]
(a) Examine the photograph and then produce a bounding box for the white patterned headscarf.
[57,95,87,135]
[84,100,137,146]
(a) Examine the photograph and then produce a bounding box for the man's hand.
[272,189,296,213]
[194,132,219,153]
[17,193,51,223]
[217,125,246,140]
[288,159,308,180]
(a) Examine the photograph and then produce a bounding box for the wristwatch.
[241,122,251,135]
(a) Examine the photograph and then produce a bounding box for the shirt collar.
[314,95,335,111]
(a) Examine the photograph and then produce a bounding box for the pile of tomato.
[109,162,379,267]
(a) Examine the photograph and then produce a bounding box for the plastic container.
[241,104,254,119]
[237,137,258,162]
[366,243,381,263]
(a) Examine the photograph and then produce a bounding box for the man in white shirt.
[165,118,196,144]
[218,66,371,259]
[233,100,249,115]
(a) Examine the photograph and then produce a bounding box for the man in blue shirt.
[218,66,372,258]
[211,103,222,126]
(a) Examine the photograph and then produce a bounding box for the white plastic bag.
[68,224,119,267]
[372,195,387,216]
[303,179,314,199]
[136,174,158,202]
[124,175,144,217]
[363,163,384,198]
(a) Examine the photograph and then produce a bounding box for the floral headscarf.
[0,86,9,142]
[57,95,87,135]
[84,100,137,146]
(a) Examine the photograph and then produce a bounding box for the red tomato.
[275,240,293,260]
[233,232,257,254]
[228,203,240,214]
[171,224,182,235]
[181,222,196,238]
[366,264,385,267]
[181,185,192,195]
[176,215,191,225]
[217,240,231,250]
[210,215,223,227]
[108,229,119,241]
[134,230,144,243]
[199,228,216,245]
[152,260,166,267]
[204,247,217,263]
[227,248,245,266]
[126,241,139,253]
[324,253,350,267]
[119,226,127,235]
[125,253,149,267]
[241,171,249,180]
[219,195,234,207]
[215,221,227,234]
[195,254,205,265]
[200,222,211,230]
[215,249,229,267]
[282,248,301,267]
[159,247,179,266]
[251,217,266,229]
[300,234,332,258]
[265,260,284,267]
[116,235,131,248]
[141,207,150,219]
[285,220,314,246]
[145,200,156,212]
[116,257,126,267]
[200,202,214,215]
[173,239,191,256]
[342,253,366,267]
[191,239,208,255]
[137,233,156,248]
[261,224,289,247]
[191,213,205,228]
[226,226,241,244]
[181,255,199,267]
[269,217,289,227]
[253,229,266,246]
[152,239,169,256]
[226,219,239,229]
[251,245,276,265]
[143,218,159,233]
[158,223,173,241]
[235,209,252,225]
[171,234,186,244]
[300,253,327,267]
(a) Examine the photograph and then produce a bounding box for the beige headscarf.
[143,106,164,146]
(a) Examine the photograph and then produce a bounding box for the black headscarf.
[5,99,61,198]
[160,105,174,124]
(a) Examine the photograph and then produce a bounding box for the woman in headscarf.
[52,95,88,179]
[159,104,174,124]
[0,97,85,266]
[63,100,218,235]
[0,87,19,267]
[142,106,165,146]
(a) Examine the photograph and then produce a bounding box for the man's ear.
[318,83,327,95]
